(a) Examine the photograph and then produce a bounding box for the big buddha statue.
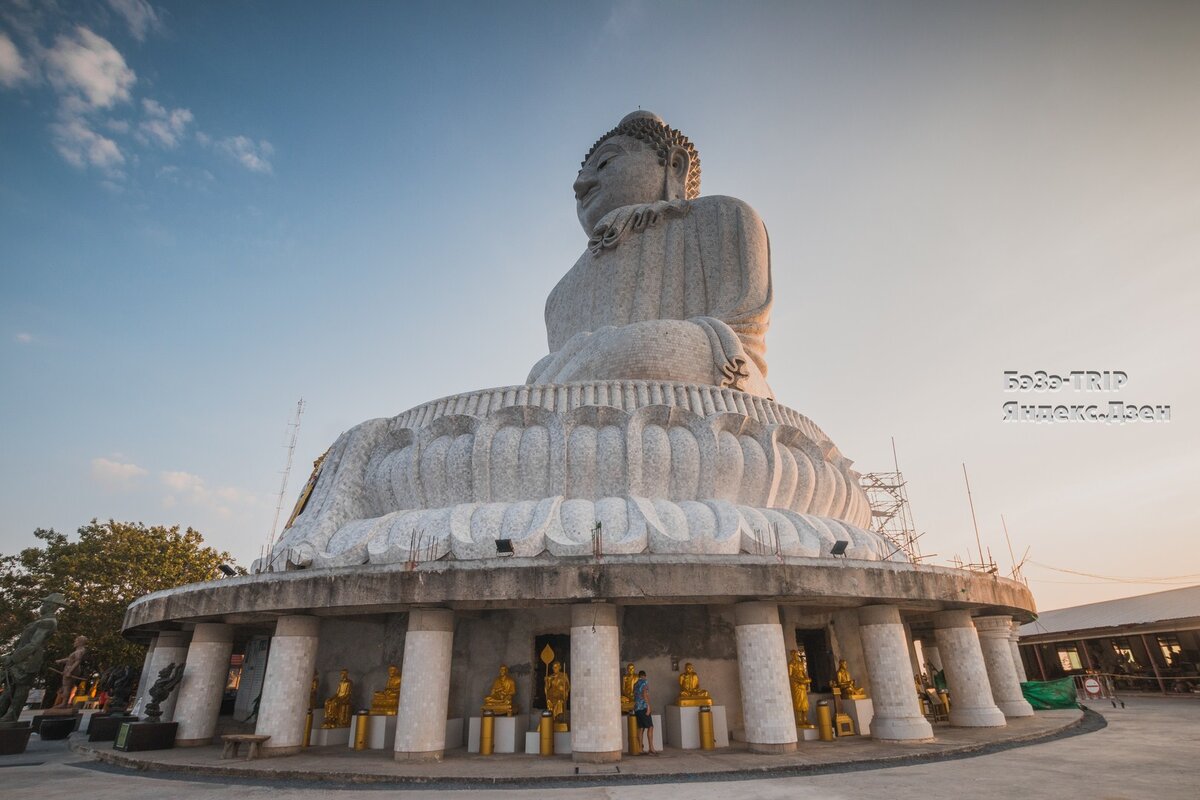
[260,111,895,573]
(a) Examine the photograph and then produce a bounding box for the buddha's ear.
[663,144,691,201]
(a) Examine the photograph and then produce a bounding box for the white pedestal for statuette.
[467,714,528,753]
[843,698,873,737]
[619,714,663,752]
[554,730,572,754]
[310,724,351,747]
[445,717,464,749]
[664,705,729,749]
[347,714,398,750]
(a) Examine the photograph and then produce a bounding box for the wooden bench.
[221,733,271,760]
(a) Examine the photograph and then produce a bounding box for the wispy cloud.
[91,457,148,489]
[45,26,135,109]
[50,114,125,172]
[216,135,274,174]
[138,98,192,148]
[106,0,163,43]
[15,332,34,344]
[161,469,259,518]
[0,31,31,88]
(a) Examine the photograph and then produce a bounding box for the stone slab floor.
[2,697,1195,799]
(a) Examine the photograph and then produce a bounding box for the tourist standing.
[633,670,657,755]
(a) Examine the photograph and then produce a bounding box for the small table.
[221,734,271,760]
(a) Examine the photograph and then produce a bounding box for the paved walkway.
[2,697,1196,798]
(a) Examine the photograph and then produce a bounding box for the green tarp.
[1021,677,1079,709]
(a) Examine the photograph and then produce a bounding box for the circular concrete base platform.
[70,709,1095,787]
[123,555,1035,637]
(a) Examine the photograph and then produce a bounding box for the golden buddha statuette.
[620,662,637,714]
[370,665,402,715]
[834,658,868,700]
[321,668,353,728]
[481,664,517,716]
[787,649,815,727]
[309,670,320,709]
[544,661,571,731]
[676,662,713,706]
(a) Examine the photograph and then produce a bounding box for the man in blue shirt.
[633,670,658,755]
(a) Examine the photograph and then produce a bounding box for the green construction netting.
[1021,677,1078,709]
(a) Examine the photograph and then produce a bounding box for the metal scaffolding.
[859,438,925,562]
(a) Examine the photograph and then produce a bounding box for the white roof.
[1020,584,1200,638]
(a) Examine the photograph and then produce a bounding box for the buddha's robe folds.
[527,195,774,398]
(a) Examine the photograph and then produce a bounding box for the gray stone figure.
[143,662,185,721]
[0,593,69,723]
[98,665,137,713]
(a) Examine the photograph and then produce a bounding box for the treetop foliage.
[1,520,241,689]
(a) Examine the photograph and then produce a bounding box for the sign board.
[1083,677,1102,697]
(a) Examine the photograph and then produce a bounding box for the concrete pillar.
[858,606,934,741]
[255,615,320,756]
[130,638,158,717]
[920,639,944,673]
[394,608,455,762]
[1009,621,1029,683]
[734,602,798,753]
[570,603,622,762]
[975,616,1034,718]
[933,610,1006,727]
[174,623,234,745]
[831,609,872,695]
[142,631,190,721]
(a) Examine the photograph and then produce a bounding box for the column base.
[573,749,621,763]
[748,740,797,754]
[998,699,1035,718]
[174,737,214,747]
[395,749,444,762]
[260,744,302,757]
[870,716,935,741]
[949,706,1007,727]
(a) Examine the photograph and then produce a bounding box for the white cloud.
[194,131,210,146]
[160,469,258,516]
[50,114,125,172]
[106,0,163,42]
[91,457,148,489]
[138,98,192,148]
[0,31,30,88]
[45,26,135,110]
[15,332,34,343]
[217,135,274,174]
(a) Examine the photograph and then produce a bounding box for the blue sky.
[2,1,1198,611]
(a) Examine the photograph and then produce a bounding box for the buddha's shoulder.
[690,195,764,224]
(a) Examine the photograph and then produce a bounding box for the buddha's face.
[551,662,561,674]
[388,666,399,677]
[574,135,671,235]
[685,663,695,674]
[499,665,508,676]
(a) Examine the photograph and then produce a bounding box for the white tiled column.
[130,638,158,717]
[174,623,234,745]
[735,602,798,753]
[570,603,621,762]
[933,611,1006,728]
[858,606,934,741]
[920,639,944,673]
[1009,621,1029,683]
[976,616,1034,718]
[142,631,190,721]
[256,615,320,756]
[394,608,454,762]
[831,609,872,695]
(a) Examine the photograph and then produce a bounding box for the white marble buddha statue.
[527,111,773,398]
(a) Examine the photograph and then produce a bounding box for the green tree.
[1,520,242,697]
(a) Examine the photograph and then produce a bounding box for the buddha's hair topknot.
[582,115,701,200]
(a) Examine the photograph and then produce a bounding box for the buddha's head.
[684,662,696,674]
[626,663,635,674]
[74,635,88,648]
[499,664,509,676]
[573,110,701,235]
[388,665,399,677]
[551,661,562,674]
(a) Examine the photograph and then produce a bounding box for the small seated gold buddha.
[370,665,402,715]
[676,662,713,707]
[482,664,517,716]
[834,659,868,700]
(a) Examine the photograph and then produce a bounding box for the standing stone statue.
[787,649,814,727]
[143,662,186,721]
[52,635,89,708]
[0,593,69,724]
[102,665,137,713]
[544,661,570,732]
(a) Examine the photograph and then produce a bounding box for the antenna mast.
[266,398,305,556]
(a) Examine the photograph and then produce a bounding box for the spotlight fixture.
[830,540,849,557]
